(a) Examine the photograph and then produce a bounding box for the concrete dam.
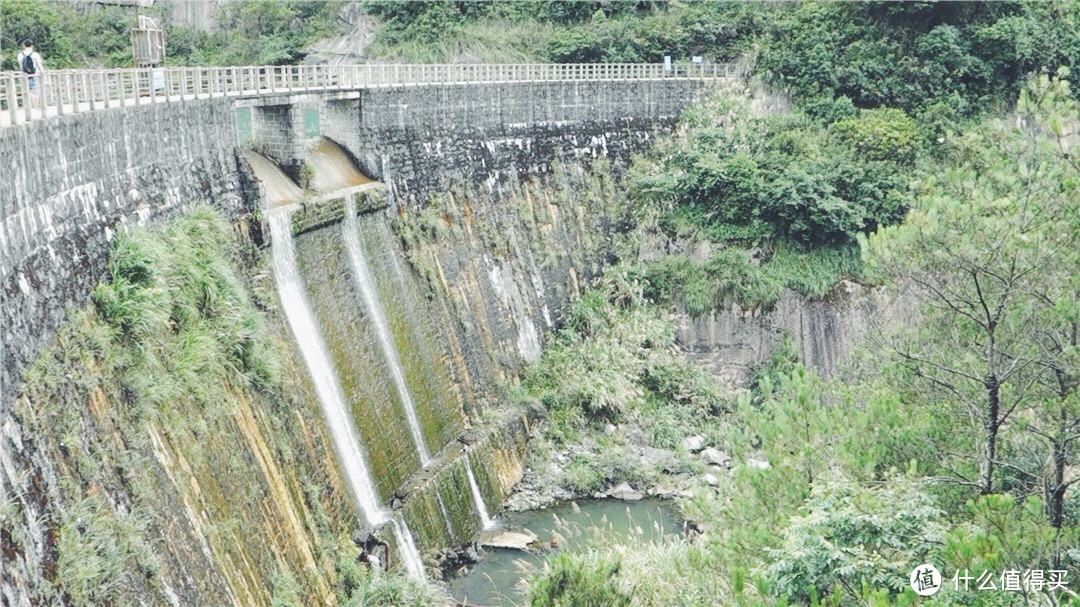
[0,64,718,605]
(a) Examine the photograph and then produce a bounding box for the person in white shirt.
[16,38,44,108]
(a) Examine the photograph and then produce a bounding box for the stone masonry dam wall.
[1,78,708,407]
[2,77,709,605]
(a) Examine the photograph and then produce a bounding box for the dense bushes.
[363,0,762,64]
[632,94,916,247]
[0,0,133,69]
[635,244,863,315]
[545,3,762,64]
[759,1,1080,121]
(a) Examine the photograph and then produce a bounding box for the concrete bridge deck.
[0,62,736,128]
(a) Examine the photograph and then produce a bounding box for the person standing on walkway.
[17,39,44,108]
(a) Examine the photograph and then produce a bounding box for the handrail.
[0,62,739,128]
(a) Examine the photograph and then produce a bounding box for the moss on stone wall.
[3,206,365,606]
[391,159,636,412]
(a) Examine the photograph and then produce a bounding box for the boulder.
[702,473,720,487]
[746,456,770,470]
[608,482,644,501]
[682,435,706,452]
[479,529,540,551]
[700,447,731,468]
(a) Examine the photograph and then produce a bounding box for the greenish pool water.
[448,499,681,606]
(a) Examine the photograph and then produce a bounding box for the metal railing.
[0,62,737,127]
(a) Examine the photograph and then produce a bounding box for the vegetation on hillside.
[513,69,1080,607]
[363,0,762,64]
[0,0,339,69]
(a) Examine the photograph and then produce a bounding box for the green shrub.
[764,476,946,604]
[632,94,915,248]
[758,1,1080,120]
[831,108,921,163]
[637,243,864,316]
[564,457,606,494]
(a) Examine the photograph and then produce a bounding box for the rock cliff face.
[677,281,900,387]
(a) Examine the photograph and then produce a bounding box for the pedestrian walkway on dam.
[0,62,738,128]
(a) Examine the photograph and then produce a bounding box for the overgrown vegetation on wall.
[3,206,437,606]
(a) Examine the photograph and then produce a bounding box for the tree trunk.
[980,377,1000,495]
[1047,416,1067,529]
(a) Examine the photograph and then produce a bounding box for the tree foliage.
[759,1,1080,122]
[765,477,946,604]
[632,93,915,247]
[866,71,1079,519]
[0,0,339,69]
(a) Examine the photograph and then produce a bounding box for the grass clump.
[527,552,633,607]
[636,243,864,316]
[523,274,727,433]
[88,205,280,427]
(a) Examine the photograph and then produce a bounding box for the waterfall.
[464,454,495,530]
[341,200,432,466]
[269,212,425,578]
[388,515,426,579]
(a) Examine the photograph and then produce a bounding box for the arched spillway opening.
[243,141,499,577]
[306,137,374,192]
[244,151,305,208]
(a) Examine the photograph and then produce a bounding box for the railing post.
[147,69,156,104]
[22,76,32,122]
[5,74,17,125]
[117,69,125,105]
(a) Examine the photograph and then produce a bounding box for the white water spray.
[269,212,425,578]
[342,199,432,466]
[464,453,495,530]
[388,516,426,580]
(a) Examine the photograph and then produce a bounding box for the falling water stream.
[342,199,433,466]
[464,455,495,531]
[269,212,426,578]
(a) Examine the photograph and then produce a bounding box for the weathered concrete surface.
[348,79,707,204]
[3,78,713,410]
[1,76,715,605]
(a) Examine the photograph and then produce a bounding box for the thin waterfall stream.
[269,211,426,578]
[464,455,495,530]
[342,199,432,466]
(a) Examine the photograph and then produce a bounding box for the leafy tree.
[758,1,1079,121]
[764,476,946,604]
[865,72,1079,503]
[1007,71,1080,529]
[632,93,915,248]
